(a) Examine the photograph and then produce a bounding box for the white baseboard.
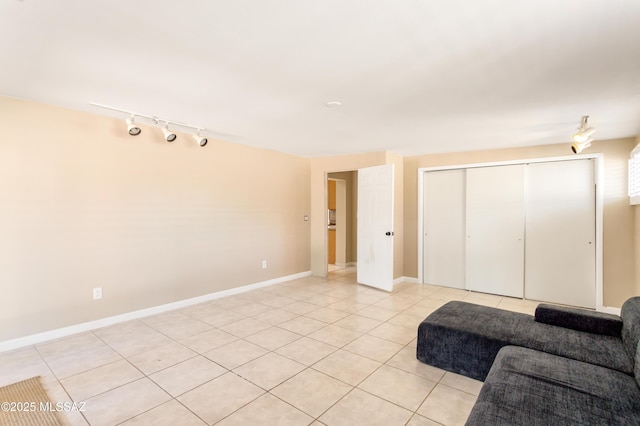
[597,305,622,316]
[393,276,420,285]
[0,271,311,353]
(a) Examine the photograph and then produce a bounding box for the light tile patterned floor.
[0,267,541,425]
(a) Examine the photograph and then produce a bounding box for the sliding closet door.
[423,169,466,289]
[466,165,525,298]
[524,160,596,308]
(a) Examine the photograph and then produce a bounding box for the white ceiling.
[2,0,640,157]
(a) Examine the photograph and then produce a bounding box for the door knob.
[385,231,394,236]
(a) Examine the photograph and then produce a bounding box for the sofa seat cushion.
[417,301,633,381]
[466,346,640,426]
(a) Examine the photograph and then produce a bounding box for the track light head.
[162,123,177,142]
[572,115,596,143]
[571,138,592,154]
[570,115,596,153]
[192,131,208,147]
[126,116,141,136]
[572,127,596,143]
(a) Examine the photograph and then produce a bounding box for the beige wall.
[386,151,405,280]
[0,97,311,341]
[403,138,637,308]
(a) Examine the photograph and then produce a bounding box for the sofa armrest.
[534,304,622,337]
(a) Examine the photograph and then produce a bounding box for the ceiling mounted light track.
[571,115,596,154]
[90,103,209,147]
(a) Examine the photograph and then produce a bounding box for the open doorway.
[327,171,357,277]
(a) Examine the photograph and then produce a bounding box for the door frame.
[328,178,347,267]
[324,170,357,277]
[417,153,608,311]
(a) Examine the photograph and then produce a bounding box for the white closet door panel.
[423,169,466,289]
[525,160,596,308]
[466,165,525,298]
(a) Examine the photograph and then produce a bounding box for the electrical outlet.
[262,260,267,269]
[93,287,102,300]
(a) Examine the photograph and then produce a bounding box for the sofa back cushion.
[621,296,640,386]
[535,304,622,337]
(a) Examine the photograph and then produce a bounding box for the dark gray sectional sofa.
[417,297,640,425]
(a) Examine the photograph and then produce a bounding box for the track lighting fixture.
[161,123,177,142]
[91,103,210,148]
[573,128,596,143]
[571,139,592,154]
[126,116,141,136]
[571,116,596,153]
[192,130,208,147]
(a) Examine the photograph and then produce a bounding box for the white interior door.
[357,164,394,291]
[524,160,596,308]
[423,169,466,289]
[466,165,525,298]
